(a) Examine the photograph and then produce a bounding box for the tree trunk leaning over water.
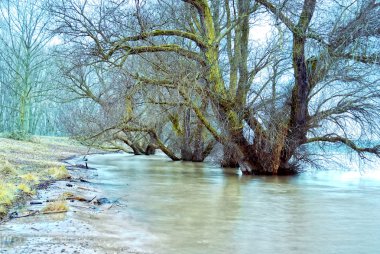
[49,0,380,174]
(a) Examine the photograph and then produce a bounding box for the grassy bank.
[0,136,96,220]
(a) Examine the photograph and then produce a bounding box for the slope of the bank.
[0,136,99,220]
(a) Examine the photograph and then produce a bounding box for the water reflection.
[1,153,378,253]
[0,235,25,249]
[87,153,380,254]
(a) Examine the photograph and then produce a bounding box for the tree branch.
[256,0,297,33]
[108,44,206,66]
[215,2,260,44]
[333,53,380,65]
[117,30,207,48]
[307,135,380,158]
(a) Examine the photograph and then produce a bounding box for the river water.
[85,153,380,254]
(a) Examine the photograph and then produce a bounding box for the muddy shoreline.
[0,152,136,254]
[0,152,103,224]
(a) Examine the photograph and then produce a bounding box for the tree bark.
[221,145,239,168]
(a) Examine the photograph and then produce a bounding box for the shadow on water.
[0,235,25,249]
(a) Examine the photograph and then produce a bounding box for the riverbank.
[1,152,149,254]
[0,136,101,221]
[0,158,114,253]
[0,137,140,253]
[2,150,380,253]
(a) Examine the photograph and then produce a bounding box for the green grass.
[0,181,17,206]
[47,166,70,180]
[0,181,18,217]
[0,135,96,220]
[42,200,68,213]
[0,158,18,177]
[17,183,35,195]
[20,173,40,184]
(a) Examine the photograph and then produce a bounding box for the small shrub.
[0,181,17,206]
[20,173,40,185]
[0,160,17,176]
[0,205,7,217]
[17,183,35,195]
[3,131,33,141]
[42,200,68,213]
[47,166,70,180]
[61,192,74,199]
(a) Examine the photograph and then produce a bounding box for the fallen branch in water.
[47,195,96,203]
[12,210,39,219]
[66,196,89,202]
[71,204,94,210]
[41,210,67,215]
[30,201,43,205]
[88,195,97,203]
[77,186,98,192]
[11,209,68,219]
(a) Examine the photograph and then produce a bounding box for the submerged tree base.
[221,160,240,168]
[240,165,300,176]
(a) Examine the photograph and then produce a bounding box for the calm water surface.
[86,153,380,254]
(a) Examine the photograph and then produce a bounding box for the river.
[87,153,380,254]
[1,152,380,253]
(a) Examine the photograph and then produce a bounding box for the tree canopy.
[1,0,380,175]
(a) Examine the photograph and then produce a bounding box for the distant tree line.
[1,0,380,175]
[0,0,70,137]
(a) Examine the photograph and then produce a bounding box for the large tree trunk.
[221,145,239,168]
[280,0,316,169]
[181,108,193,161]
[115,133,145,155]
[180,109,213,162]
[145,144,156,155]
[234,143,299,175]
[228,0,317,176]
[130,144,145,155]
[149,130,180,161]
[191,121,205,162]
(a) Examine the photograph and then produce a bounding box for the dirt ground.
[0,156,143,254]
[0,136,101,220]
[0,137,150,253]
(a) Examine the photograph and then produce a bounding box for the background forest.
[0,0,379,175]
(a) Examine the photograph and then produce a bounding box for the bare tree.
[0,0,57,135]
[48,0,380,174]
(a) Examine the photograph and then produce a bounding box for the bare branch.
[307,135,380,158]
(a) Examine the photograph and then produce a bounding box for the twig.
[77,186,97,192]
[30,201,43,205]
[71,205,94,210]
[41,210,68,215]
[66,196,88,202]
[88,195,97,203]
[13,211,39,218]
